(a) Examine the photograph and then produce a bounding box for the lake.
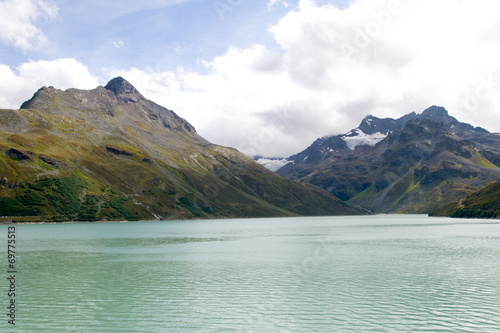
[2,215,500,332]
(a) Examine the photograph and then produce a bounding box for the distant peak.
[104,77,142,100]
[421,105,448,117]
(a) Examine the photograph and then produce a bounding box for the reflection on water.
[3,215,500,332]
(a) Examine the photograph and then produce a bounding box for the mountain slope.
[278,107,500,214]
[0,77,365,222]
[431,181,500,218]
[277,106,489,169]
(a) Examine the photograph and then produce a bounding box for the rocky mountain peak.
[358,115,397,135]
[277,106,500,215]
[420,105,455,124]
[104,77,144,103]
[422,105,448,117]
[17,77,200,137]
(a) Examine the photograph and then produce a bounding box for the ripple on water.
[9,216,500,332]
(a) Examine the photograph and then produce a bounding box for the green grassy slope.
[0,79,366,222]
[431,181,500,219]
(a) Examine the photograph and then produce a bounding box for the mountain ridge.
[278,105,490,167]
[0,77,366,222]
[277,106,500,214]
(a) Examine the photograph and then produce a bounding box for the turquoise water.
[2,215,500,332]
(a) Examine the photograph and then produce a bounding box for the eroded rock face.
[39,155,59,166]
[0,110,29,133]
[5,148,33,161]
[105,146,134,157]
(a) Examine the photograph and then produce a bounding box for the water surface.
[2,215,500,332]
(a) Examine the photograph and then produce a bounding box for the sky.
[1,0,500,157]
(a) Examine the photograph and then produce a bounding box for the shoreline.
[0,218,143,225]
[2,214,499,226]
[0,214,416,225]
[0,213,500,226]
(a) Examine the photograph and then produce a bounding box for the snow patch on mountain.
[255,157,290,172]
[341,129,387,150]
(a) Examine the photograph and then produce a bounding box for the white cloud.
[0,0,58,51]
[0,59,99,109]
[270,0,500,134]
[107,46,315,157]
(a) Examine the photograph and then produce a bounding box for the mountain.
[431,181,500,218]
[0,77,365,222]
[277,106,500,214]
[275,106,489,168]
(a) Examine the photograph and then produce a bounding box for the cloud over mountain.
[0,59,99,109]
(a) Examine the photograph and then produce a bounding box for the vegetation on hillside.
[0,78,366,222]
[431,181,500,219]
